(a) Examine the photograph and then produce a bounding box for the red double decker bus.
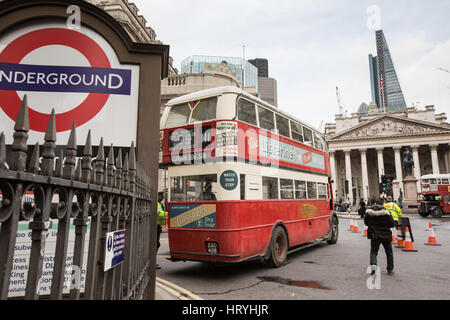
[159,86,338,267]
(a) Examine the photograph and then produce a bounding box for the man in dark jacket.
[364,198,395,275]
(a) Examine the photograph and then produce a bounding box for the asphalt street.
[155,214,450,300]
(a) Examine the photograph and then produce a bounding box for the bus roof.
[420,174,450,180]
[165,86,324,137]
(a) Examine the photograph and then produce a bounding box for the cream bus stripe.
[156,277,204,300]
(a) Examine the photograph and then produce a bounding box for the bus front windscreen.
[171,174,218,202]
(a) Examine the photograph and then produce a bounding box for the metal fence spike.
[67,121,77,150]
[116,148,122,169]
[129,141,136,171]
[97,138,105,161]
[10,95,30,171]
[81,130,93,183]
[28,143,40,174]
[123,152,129,191]
[54,149,64,178]
[94,138,105,185]
[107,144,115,188]
[83,130,92,157]
[44,109,56,142]
[63,121,77,180]
[41,109,57,176]
[14,95,29,132]
[0,132,5,169]
[75,157,82,181]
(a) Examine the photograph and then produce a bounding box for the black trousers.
[157,224,162,251]
[370,238,394,271]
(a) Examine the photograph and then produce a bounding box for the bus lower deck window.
[280,179,294,199]
[295,180,307,199]
[307,181,317,199]
[262,177,278,200]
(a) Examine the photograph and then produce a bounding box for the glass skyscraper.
[369,30,407,112]
[180,55,259,90]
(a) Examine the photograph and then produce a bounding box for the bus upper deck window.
[303,127,313,147]
[313,132,324,151]
[291,122,304,143]
[191,97,217,123]
[166,103,191,128]
[258,106,275,132]
[276,114,290,138]
[238,99,257,126]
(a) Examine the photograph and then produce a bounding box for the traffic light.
[344,180,349,194]
[380,175,387,194]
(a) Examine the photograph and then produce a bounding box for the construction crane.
[336,86,346,116]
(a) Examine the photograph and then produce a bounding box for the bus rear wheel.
[327,216,339,244]
[268,226,288,268]
[431,207,443,218]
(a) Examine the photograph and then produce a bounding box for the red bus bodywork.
[168,200,333,263]
[161,119,336,264]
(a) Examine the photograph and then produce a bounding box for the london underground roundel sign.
[0,22,140,146]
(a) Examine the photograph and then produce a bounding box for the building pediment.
[327,115,450,142]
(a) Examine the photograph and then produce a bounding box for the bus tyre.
[419,211,430,218]
[268,227,288,268]
[431,207,443,218]
[327,216,339,245]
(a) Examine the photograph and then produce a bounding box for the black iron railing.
[0,96,153,300]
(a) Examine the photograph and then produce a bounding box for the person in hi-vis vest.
[156,192,167,270]
[384,196,402,227]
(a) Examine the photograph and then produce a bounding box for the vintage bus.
[159,86,338,267]
[418,174,450,218]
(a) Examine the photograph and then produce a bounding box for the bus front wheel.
[327,216,339,245]
[268,226,288,268]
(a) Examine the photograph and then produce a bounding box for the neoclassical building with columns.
[325,103,450,206]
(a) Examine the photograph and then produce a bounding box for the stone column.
[445,143,450,173]
[393,146,403,180]
[360,148,369,202]
[329,151,337,198]
[411,145,421,191]
[376,147,385,183]
[430,144,440,174]
[344,149,353,205]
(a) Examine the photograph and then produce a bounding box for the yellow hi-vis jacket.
[384,202,402,221]
[157,202,167,225]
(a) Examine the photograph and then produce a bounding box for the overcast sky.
[134,0,450,130]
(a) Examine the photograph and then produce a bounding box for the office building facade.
[249,58,278,107]
[369,30,407,112]
[180,55,258,90]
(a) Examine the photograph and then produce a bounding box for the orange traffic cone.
[363,226,368,237]
[425,222,442,246]
[353,218,361,233]
[392,228,397,244]
[402,227,418,252]
[395,226,405,248]
[348,217,354,232]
